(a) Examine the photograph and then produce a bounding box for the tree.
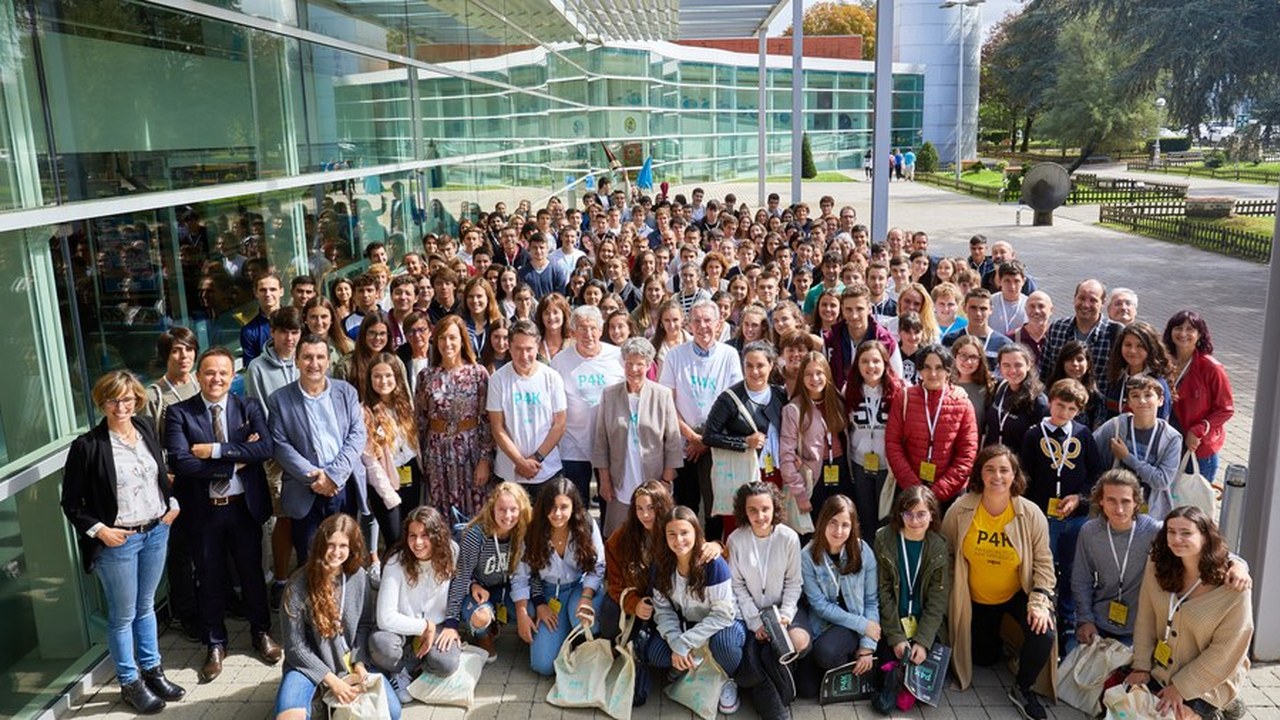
[981,0,1069,152]
[1076,0,1280,134]
[784,1,876,59]
[801,134,818,178]
[1035,15,1157,173]
[916,142,939,173]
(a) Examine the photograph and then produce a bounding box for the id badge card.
[763,452,776,474]
[547,597,563,615]
[411,635,425,657]
[1108,600,1129,626]
[1154,639,1173,667]
[919,461,937,483]
[863,452,880,472]
[823,463,840,486]
[1047,497,1062,519]
[342,650,354,674]
[397,465,413,487]
[901,615,918,640]
[496,604,509,624]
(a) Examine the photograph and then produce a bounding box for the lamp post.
[941,0,985,180]
[1153,96,1167,165]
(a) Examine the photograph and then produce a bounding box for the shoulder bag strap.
[725,389,759,434]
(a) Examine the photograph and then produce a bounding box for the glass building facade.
[0,0,922,715]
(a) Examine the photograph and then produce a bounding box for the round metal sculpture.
[1019,163,1071,226]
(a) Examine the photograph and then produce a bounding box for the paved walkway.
[63,177,1277,720]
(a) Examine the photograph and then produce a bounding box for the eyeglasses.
[407,327,429,336]
[105,397,136,407]
[901,510,931,522]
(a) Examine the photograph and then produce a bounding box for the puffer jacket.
[885,383,978,502]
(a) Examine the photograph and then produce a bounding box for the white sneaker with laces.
[718,679,740,715]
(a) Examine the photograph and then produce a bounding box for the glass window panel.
[0,227,62,464]
[33,0,299,202]
[303,44,414,168]
[0,471,104,718]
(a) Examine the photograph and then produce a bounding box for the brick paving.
[63,177,1277,720]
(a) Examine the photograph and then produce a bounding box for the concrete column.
[790,0,803,205]
[758,32,767,208]
[870,0,893,241]
[1240,182,1280,661]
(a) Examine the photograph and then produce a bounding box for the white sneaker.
[718,679,740,715]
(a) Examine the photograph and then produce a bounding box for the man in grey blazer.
[267,334,368,562]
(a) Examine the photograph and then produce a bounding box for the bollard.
[1218,463,1248,553]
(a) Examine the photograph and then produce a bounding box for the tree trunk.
[1068,134,1100,174]
[1020,115,1034,153]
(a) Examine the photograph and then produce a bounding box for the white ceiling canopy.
[326,0,790,45]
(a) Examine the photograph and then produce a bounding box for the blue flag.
[636,156,654,190]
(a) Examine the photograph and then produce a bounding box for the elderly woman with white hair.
[592,337,684,535]
[550,304,626,508]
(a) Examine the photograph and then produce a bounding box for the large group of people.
[59,183,1255,720]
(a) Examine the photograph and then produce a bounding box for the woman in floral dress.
[415,315,495,520]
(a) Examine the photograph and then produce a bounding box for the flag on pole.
[636,157,654,190]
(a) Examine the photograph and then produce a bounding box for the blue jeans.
[275,669,402,719]
[461,586,516,637]
[527,580,606,676]
[94,521,170,684]
[1049,515,1089,628]
[1190,453,1219,484]
[645,619,747,675]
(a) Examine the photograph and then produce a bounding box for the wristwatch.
[533,451,546,462]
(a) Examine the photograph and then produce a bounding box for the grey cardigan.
[281,567,374,684]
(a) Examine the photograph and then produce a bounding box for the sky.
[766,0,1025,42]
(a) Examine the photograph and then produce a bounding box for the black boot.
[142,665,187,701]
[121,678,165,714]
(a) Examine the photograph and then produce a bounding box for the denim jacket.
[800,539,879,650]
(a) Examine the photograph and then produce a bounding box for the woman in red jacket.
[1163,310,1234,482]
[886,343,979,504]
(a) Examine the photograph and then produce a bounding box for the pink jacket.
[779,400,845,500]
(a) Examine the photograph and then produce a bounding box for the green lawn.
[1183,161,1280,173]
[765,171,857,183]
[927,168,1006,188]
[1193,215,1276,238]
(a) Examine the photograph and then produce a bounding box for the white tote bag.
[546,619,617,713]
[407,647,487,708]
[1171,450,1218,519]
[709,391,762,516]
[324,673,392,720]
[1057,639,1133,716]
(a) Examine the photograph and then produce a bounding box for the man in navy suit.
[166,348,281,682]
[267,334,368,563]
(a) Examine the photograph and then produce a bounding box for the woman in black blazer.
[61,370,185,714]
[701,340,788,540]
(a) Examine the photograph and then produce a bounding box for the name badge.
[548,597,563,615]
[1154,639,1173,667]
[1047,497,1063,520]
[863,452,880,472]
[823,464,840,486]
[763,453,776,474]
[919,462,937,483]
[1108,600,1129,626]
[901,615,918,640]
[496,604,509,624]
[397,465,413,487]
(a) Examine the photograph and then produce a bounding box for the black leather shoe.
[121,678,165,714]
[142,665,186,701]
